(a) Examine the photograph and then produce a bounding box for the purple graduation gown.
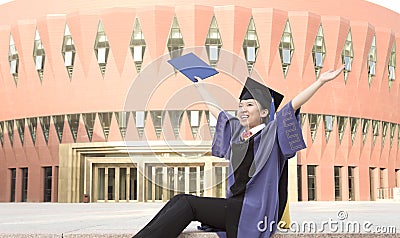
[211,101,306,238]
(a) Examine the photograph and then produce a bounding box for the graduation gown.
[211,101,306,238]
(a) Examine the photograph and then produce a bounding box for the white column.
[196,166,201,196]
[204,160,213,197]
[162,167,168,201]
[185,167,190,194]
[105,168,109,202]
[151,166,156,202]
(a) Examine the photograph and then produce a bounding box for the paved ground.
[0,201,399,237]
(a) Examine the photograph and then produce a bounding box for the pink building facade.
[0,0,400,202]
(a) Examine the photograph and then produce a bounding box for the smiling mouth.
[240,115,249,119]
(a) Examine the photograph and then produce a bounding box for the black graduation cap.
[239,77,284,121]
[167,52,219,82]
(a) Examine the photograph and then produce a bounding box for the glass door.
[93,164,137,202]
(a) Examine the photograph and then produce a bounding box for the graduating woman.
[133,64,344,238]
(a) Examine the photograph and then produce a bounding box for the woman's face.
[238,99,268,129]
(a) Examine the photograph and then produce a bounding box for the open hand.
[318,65,345,84]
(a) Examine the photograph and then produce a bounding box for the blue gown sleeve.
[276,101,306,159]
[211,111,240,158]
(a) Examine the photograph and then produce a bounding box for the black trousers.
[133,194,227,238]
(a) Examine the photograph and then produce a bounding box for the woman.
[133,65,344,238]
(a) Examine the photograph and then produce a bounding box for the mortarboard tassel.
[269,95,275,122]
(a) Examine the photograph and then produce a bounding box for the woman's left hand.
[318,65,345,84]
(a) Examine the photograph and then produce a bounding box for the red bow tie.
[241,130,253,139]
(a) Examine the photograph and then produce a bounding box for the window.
[368,35,377,86]
[282,49,291,64]
[388,42,396,88]
[369,60,376,75]
[334,166,342,201]
[372,120,380,145]
[324,115,333,131]
[390,123,396,146]
[312,25,326,78]
[206,111,217,137]
[119,168,127,200]
[168,111,184,139]
[38,116,50,144]
[297,165,302,201]
[27,118,37,145]
[382,122,388,146]
[108,168,115,200]
[135,111,145,128]
[209,45,219,61]
[21,168,28,202]
[362,119,370,144]
[82,113,96,142]
[52,115,64,143]
[130,18,146,72]
[189,167,197,195]
[307,165,317,201]
[242,17,260,75]
[6,120,14,147]
[342,30,354,83]
[323,115,334,143]
[98,168,105,200]
[300,114,306,129]
[67,114,80,143]
[167,16,184,59]
[150,111,163,138]
[315,52,323,67]
[389,66,395,80]
[153,167,162,200]
[348,167,355,201]
[0,121,4,147]
[337,116,348,144]
[369,167,376,201]
[8,34,19,85]
[61,24,76,79]
[378,168,387,199]
[98,112,112,141]
[379,168,386,188]
[115,112,130,139]
[16,119,25,145]
[94,21,110,77]
[130,168,138,200]
[190,111,199,127]
[189,111,201,138]
[279,20,295,78]
[208,112,217,126]
[205,16,223,66]
[10,168,16,202]
[344,56,351,71]
[43,167,52,202]
[33,28,46,83]
[308,114,321,143]
[215,167,223,198]
[178,167,185,194]
[350,118,359,145]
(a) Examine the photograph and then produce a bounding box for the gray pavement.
[0,201,399,237]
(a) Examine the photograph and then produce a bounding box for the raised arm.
[194,81,222,119]
[291,65,345,111]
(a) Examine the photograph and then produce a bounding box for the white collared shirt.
[242,123,266,140]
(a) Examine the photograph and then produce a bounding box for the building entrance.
[93,163,138,202]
